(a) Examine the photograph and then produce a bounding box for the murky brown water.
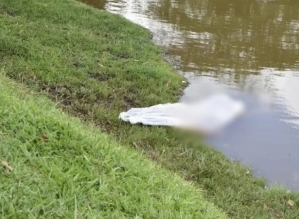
[81,0,299,190]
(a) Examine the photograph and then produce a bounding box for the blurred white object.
[119,94,245,134]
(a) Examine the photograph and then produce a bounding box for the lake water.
[81,0,299,190]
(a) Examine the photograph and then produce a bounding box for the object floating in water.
[119,94,245,134]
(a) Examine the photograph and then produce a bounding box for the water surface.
[82,0,299,190]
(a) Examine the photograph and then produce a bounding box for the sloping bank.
[0,0,298,218]
[0,75,226,218]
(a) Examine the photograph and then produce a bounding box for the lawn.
[0,74,226,218]
[0,0,299,218]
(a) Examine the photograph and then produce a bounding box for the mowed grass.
[1,0,299,218]
[0,75,227,218]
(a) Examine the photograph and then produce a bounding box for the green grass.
[1,0,299,218]
[0,75,227,218]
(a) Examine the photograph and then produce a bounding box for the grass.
[0,74,227,218]
[1,0,299,218]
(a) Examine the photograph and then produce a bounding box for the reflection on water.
[80,0,106,9]
[83,0,299,190]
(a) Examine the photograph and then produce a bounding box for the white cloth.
[119,94,245,134]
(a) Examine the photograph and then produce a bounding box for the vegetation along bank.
[1,0,299,218]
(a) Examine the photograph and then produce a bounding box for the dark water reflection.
[82,0,299,190]
[81,0,106,9]
[151,0,299,71]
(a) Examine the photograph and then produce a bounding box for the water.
[81,0,299,190]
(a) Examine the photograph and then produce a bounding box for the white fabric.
[119,94,245,134]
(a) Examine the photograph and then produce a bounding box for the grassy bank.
[0,75,227,218]
[1,0,299,218]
